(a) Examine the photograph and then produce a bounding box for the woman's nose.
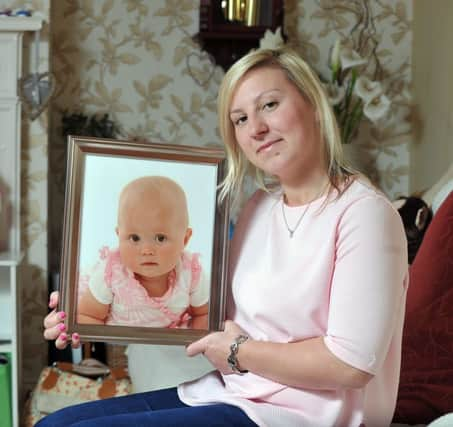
[249,115,268,138]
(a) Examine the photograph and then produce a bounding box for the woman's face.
[117,198,191,280]
[229,66,325,185]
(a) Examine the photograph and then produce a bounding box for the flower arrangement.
[324,40,390,144]
[258,26,391,146]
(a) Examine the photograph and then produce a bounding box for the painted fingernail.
[60,333,67,342]
[58,323,66,332]
[72,333,79,341]
[57,311,66,320]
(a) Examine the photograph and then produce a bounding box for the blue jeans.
[35,387,257,427]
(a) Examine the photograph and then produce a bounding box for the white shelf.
[0,340,12,352]
[0,252,23,266]
[0,17,43,31]
[0,18,38,427]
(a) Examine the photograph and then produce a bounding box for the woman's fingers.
[43,309,65,330]
[43,319,81,350]
[43,317,65,339]
[48,291,59,309]
[55,333,68,349]
[186,335,208,357]
[70,333,81,349]
[43,292,80,350]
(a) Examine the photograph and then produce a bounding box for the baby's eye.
[128,234,140,243]
[155,234,167,243]
[263,101,278,111]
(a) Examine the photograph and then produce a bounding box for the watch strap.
[227,334,249,374]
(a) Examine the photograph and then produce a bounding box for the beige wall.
[411,0,453,192]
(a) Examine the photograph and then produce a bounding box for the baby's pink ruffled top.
[79,248,209,328]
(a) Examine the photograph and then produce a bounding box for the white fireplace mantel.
[0,16,43,32]
[0,15,43,427]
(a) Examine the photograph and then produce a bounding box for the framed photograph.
[59,136,229,345]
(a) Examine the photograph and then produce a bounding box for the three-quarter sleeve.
[324,195,409,374]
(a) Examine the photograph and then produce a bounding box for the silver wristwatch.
[227,334,249,374]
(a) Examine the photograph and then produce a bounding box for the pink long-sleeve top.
[178,178,408,427]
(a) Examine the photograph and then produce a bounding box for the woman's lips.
[257,139,282,153]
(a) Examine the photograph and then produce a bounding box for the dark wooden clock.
[196,0,285,71]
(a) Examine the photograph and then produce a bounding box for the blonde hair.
[217,46,355,208]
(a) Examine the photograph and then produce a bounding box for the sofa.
[391,185,453,426]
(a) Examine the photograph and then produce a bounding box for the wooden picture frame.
[59,136,229,345]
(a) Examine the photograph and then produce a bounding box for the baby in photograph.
[77,176,209,329]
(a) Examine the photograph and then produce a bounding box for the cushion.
[126,344,212,393]
[393,191,453,424]
[432,180,453,215]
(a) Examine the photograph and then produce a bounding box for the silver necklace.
[281,196,313,238]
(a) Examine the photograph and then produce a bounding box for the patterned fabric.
[79,248,209,328]
[23,364,131,426]
[394,192,453,425]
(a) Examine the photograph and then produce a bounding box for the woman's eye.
[263,101,278,111]
[233,115,247,126]
[155,234,167,243]
[129,234,140,242]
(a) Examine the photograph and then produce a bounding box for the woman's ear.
[115,226,119,236]
[184,228,193,246]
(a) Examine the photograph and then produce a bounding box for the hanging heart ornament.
[18,71,56,121]
[186,51,216,87]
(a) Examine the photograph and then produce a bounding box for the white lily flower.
[364,94,391,122]
[329,39,341,74]
[339,46,367,70]
[323,82,346,106]
[354,76,383,103]
[259,27,284,50]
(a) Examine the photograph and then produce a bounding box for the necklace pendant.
[289,230,294,238]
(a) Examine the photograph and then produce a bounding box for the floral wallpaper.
[49,0,412,270]
[48,0,224,274]
[285,0,412,194]
[0,0,413,404]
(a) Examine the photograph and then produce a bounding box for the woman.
[40,47,408,427]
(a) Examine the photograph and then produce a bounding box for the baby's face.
[117,202,190,280]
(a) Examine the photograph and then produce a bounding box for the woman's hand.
[186,320,248,375]
[43,291,81,350]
